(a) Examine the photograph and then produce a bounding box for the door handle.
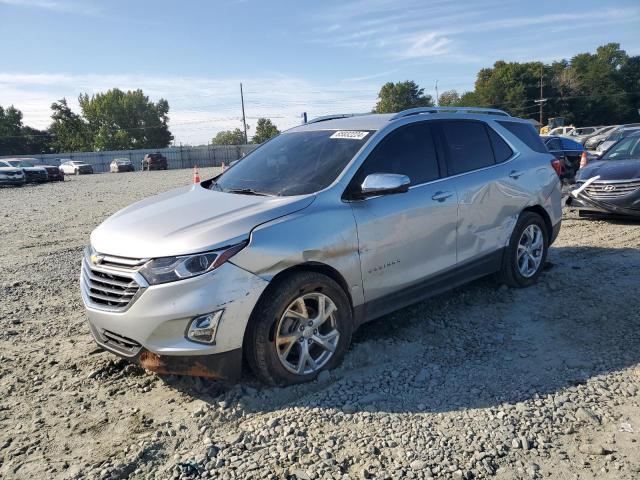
[431,191,453,202]
[509,170,524,179]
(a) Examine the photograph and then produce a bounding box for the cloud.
[0,0,103,15]
[0,72,382,145]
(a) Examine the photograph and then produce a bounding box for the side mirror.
[359,173,410,198]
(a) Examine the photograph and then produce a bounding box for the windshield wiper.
[225,188,269,196]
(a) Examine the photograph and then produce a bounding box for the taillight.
[579,151,588,169]
[551,159,562,177]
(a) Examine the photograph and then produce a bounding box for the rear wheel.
[498,212,548,288]
[244,271,352,385]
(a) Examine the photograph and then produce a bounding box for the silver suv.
[81,107,562,385]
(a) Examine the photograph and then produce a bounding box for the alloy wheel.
[275,292,340,375]
[517,224,544,278]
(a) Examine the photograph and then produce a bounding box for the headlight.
[138,241,247,285]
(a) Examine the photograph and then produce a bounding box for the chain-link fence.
[0,144,258,173]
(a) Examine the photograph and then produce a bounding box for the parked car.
[547,126,575,136]
[584,125,620,150]
[575,125,615,147]
[81,107,562,385]
[60,160,94,175]
[0,161,26,186]
[110,158,134,173]
[566,126,604,145]
[541,135,585,183]
[141,153,167,171]
[28,158,65,181]
[596,125,640,153]
[567,130,640,217]
[2,158,48,183]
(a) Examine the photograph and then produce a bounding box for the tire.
[75,169,79,175]
[244,271,353,386]
[498,211,548,288]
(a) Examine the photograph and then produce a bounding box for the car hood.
[577,159,640,181]
[0,167,23,173]
[91,185,315,258]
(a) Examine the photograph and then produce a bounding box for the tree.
[49,99,92,152]
[0,105,53,155]
[437,90,460,106]
[0,105,25,155]
[78,88,173,150]
[251,118,280,144]
[373,81,434,113]
[212,128,247,145]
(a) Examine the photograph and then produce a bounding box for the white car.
[547,126,575,136]
[59,160,94,175]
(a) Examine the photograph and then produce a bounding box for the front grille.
[581,179,640,199]
[101,329,142,356]
[81,253,148,312]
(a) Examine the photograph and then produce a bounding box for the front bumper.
[0,176,25,185]
[82,261,269,379]
[566,192,640,218]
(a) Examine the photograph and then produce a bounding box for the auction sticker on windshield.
[330,131,369,140]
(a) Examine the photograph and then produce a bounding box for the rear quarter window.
[439,121,495,175]
[497,121,548,153]
[486,127,513,163]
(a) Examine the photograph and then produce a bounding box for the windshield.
[213,130,372,196]
[19,161,35,167]
[601,135,640,160]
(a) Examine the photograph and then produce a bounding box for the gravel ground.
[1,170,639,480]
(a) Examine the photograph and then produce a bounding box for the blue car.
[541,135,585,183]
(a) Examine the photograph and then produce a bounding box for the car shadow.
[161,245,640,416]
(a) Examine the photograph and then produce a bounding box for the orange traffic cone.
[193,165,200,183]
[579,151,588,169]
[221,161,226,172]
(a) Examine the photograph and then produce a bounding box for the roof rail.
[306,113,366,124]
[390,106,510,121]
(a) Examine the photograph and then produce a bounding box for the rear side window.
[354,122,440,186]
[546,138,562,151]
[440,121,494,175]
[486,127,513,163]
[497,121,547,153]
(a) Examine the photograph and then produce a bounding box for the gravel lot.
[1,170,639,480]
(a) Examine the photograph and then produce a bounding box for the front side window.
[440,121,494,175]
[214,130,371,196]
[350,122,440,189]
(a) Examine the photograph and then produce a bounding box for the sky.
[1,0,639,145]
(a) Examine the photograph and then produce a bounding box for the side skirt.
[353,248,504,327]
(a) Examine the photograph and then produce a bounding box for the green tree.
[0,105,53,155]
[251,118,280,144]
[49,98,92,152]
[212,128,247,145]
[373,81,434,113]
[78,88,172,150]
[437,90,460,106]
[0,105,24,155]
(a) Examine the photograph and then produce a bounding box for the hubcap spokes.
[275,292,340,375]
[517,224,544,278]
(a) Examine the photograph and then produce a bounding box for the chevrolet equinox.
[81,107,562,385]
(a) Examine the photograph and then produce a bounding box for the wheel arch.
[522,205,552,241]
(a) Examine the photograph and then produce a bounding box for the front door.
[347,121,458,304]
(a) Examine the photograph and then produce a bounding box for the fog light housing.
[186,311,223,344]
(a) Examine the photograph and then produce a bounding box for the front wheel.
[498,212,548,288]
[244,272,352,385]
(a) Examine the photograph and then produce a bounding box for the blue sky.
[1,0,639,144]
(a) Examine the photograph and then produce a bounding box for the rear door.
[434,120,530,265]
[348,121,458,304]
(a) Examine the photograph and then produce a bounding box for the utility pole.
[240,82,248,144]
[435,80,439,106]
[534,64,547,129]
